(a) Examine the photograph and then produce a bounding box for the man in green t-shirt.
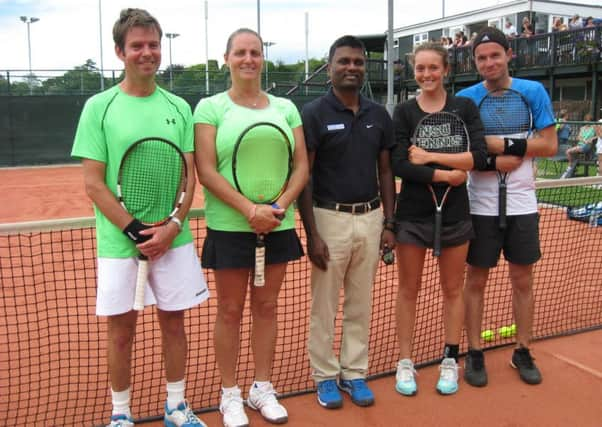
[71,8,207,427]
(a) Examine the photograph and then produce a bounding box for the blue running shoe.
[338,378,375,407]
[436,357,459,395]
[316,379,343,409]
[164,401,207,427]
[395,359,417,396]
[107,414,134,427]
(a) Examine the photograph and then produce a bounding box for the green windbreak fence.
[0,94,317,167]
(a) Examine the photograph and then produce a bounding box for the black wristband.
[503,137,527,157]
[123,219,152,243]
[484,155,497,171]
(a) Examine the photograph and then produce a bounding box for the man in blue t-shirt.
[456,27,557,388]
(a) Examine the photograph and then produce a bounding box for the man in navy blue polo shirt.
[297,35,396,409]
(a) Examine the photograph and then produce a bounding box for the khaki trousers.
[307,206,383,383]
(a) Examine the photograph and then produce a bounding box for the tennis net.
[1,177,601,425]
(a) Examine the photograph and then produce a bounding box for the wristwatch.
[383,217,395,232]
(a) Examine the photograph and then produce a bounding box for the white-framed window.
[413,32,428,47]
[488,18,502,29]
[449,26,464,36]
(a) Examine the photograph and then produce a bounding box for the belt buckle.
[351,204,357,214]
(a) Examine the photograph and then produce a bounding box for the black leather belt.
[314,198,381,214]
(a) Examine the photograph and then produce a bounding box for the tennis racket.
[478,88,533,230]
[117,137,187,310]
[232,122,293,287]
[412,111,470,257]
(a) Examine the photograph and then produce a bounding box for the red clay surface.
[1,165,601,427]
[147,330,602,427]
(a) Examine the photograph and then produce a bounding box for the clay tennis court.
[1,165,601,426]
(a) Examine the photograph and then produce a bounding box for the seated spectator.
[453,32,465,47]
[569,14,583,30]
[466,32,478,45]
[556,109,571,146]
[596,119,602,180]
[561,113,597,178]
[552,17,568,32]
[503,18,518,37]
[521,23,534,38]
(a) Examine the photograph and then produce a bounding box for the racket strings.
[414,113,469,154]
[234,125,291,203]
[479,91,531,136]
[120,140,184,223]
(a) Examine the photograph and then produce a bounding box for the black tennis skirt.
[395,219,474,249]
[201,228,304,270]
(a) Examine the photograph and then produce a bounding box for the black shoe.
[464,349,488,387]
[511,347,542,385]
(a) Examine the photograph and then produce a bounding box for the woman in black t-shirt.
[391,42,487,397]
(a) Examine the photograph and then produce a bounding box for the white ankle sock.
[222,385,240,394]
[252,380,270,389]
[111,387,131,417]
[166,379,185,411]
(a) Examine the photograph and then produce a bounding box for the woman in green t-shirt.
[193,28,308,427]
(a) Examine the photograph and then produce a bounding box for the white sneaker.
[395,358,417,396]
[220,387,249,427]
[436,357,459,395]
[164,401,207,426]
[247,382,288,424]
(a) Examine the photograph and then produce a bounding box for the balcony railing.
[399,25,602,82]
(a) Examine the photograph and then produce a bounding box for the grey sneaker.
[511,347,542,385]
[464,349,488,387]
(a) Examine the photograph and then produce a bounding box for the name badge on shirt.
[327,123,345,131]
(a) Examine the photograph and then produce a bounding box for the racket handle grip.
[133,258,148,311]
[499,183,507,230]
[433,210,442,257]
[254,238,266,287]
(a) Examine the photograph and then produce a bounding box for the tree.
[41,59,107,95]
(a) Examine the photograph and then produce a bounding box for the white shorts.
[96,243,209,316]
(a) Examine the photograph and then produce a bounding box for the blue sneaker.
[107,414,134,427]
[436,358,459,395]
[395,359,417,396]
[316,379,343,409]
[164,401,207,427]
[338,378,375,407]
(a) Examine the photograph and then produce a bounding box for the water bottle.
[589,202,602,227]
[589,210,597,227]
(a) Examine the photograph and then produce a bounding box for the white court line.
[552,353,602,380]
[0,163,80,170]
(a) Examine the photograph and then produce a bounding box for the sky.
[0,0,600,73]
